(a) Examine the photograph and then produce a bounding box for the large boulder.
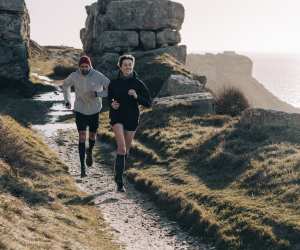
[153,92,215,114]
[105,0,184,31]
[140,31,156,50]
[81,0,198,101]
[241,108,300,128]
[0,12,29,42]
[132,45,187,64]
[80,2,98,53]
[98,31,139,53]
[0,0,25,13]
[0,0,30,86]
[134,54,204,98]
[97,0,112,14]
[158,74,204,97]
[81,0,187,72]
[92,52,119,79]
[157,29,181,47]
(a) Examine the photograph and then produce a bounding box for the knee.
[79,138,86,143]
[79,134,86,143]
[117,144,126,155]
[89,132,97,140]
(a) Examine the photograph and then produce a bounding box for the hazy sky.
[25,0,300,53]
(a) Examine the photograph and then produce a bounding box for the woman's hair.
[118,54,135,67]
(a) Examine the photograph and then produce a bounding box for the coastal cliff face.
[186,52,300,113]
[0,0,30,87]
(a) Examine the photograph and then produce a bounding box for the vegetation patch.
[0,115,120,250]
[98,103,300,250]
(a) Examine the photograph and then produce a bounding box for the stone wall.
[0,0,30,86]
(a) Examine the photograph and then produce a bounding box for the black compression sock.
[88,139,95,152]
[116,154,125,169]
[124,154,128,168]
[115,154,125,183]
[78,142,86,167]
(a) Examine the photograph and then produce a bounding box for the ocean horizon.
[246,52,300,108]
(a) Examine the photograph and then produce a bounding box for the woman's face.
[120,59,134,76]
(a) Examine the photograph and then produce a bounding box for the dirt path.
[32,91,212,250]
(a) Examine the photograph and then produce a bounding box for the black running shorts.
[75,112,99,132]
[110,114,139,131]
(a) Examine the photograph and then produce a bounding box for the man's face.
[79,63,91,75]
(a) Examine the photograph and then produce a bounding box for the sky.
[25,0,300,54]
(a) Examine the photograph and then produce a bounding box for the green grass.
[98,104,300,250]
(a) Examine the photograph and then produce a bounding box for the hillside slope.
[98,105,300,250]
[0,115,119,250]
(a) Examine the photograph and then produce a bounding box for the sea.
[245,52,300,108]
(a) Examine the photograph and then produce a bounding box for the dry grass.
[98,104,300,250]
[215,87,250,116]
[29,45,81,83]
[0,115,120,250]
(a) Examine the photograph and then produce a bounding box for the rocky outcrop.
[186,52,300,113]
[0,0,30,86]
[133,53,206,98]
[158,74,204,97]
[81,0,186,78]
[241,108,300,128]
[81,0,212,111]
[153,92,215,114]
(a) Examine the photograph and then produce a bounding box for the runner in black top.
[108,55,152,192]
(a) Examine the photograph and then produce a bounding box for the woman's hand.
[128,89,138,99]
[111,99,120,110]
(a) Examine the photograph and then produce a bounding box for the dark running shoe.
[117,183,126,193]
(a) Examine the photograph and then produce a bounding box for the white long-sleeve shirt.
[61,69,110,115]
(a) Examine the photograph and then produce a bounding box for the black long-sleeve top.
[108,71,152,120]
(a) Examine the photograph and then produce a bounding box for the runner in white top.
[61,55,110,178]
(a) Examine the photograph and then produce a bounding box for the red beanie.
[79,55,92,67]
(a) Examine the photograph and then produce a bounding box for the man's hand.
[128,89,138,99]
[65,102,71,109]
[111,99,120,110]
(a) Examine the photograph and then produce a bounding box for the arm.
[61,74,74,105]
[136,79,152,108]
[95,73,110,98]
[107,81,114,106]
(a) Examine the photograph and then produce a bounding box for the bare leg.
[124,130,136,156]
[112,124,127,155]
